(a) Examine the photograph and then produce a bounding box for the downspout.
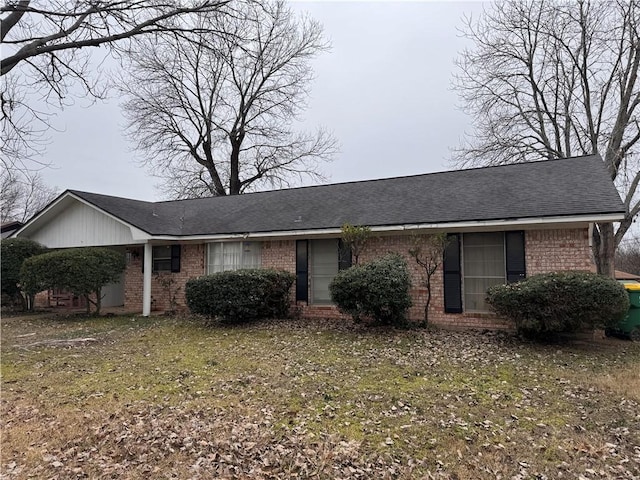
[588,222,597,269]
[143,242,152,316]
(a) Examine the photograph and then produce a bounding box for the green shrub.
[1,238,47,309]
[20,247,125,314]
[185,269,295,323]
[487,271,629,339]
[329,253,412,325]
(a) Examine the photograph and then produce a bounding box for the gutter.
[145,212,625,243]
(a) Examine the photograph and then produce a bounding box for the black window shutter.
[141,248,145,273]
[296,240,308,302]
[505,231,526,283]
[443,233,463,313]
[338,239,352,270]
[171,245,181,273]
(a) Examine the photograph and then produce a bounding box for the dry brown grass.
[1,313,639,479]
[590,368,640,402]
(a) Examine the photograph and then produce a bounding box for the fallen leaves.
[1,315,639,479]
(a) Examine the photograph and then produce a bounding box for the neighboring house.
[12,154,625,329]
[588,267,640,281]
[1,221,24,239]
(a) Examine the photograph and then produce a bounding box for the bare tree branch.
[453,0,640,276]
[119,0,337,198]
[0,0,228,175]
[0,169,58,223]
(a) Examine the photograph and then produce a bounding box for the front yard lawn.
[1,314,639,479]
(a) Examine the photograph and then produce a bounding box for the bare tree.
[0,0,227,171]
[453,0,640,277]
[119,0,337,198]
[0,169,58,223]
[408,233,449,326]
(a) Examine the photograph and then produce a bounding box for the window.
[207,241,261,273]
[443,231,525,315]
[310,239,339,304]
[153,246,172,272]
[462,232,506,312]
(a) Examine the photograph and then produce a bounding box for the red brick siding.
[121,227,596,329]
[272,228,594,329]
[261,240,296,272]
[422,228,594,329]
[525,228,594,274]
[124,244,205,312]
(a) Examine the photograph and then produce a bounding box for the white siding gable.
[27,200,137,248]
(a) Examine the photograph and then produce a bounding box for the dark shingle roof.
[69,154,624,236]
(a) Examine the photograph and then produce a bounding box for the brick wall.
[525,228,593,274]
[260,228,594,330]
[121,227,595,329]
[424,227,594,329]
[124,244,205,312]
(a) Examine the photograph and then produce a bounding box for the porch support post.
[142,242,152,316]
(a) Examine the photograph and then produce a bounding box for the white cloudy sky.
[35,1,486,202]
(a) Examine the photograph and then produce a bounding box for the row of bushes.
[186,262,629,340]
[4,238,629,339]
[185,254,413,325]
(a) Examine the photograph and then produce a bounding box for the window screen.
[310,239,339,304]
[463,232,505,312]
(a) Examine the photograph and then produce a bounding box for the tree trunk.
[593,222,616,277]
[424,277,431,327]
[229,139,241,195]
[95,288,102,316]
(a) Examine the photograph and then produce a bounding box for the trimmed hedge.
[486,271,629,339]
[329,253,412,325]
[185,269,295,323]
[20,247,125,314]
[1,238,46,307]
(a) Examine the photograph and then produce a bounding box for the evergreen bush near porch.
[185,269,295,323]
[1,238,47,309]
[19,247,125,315]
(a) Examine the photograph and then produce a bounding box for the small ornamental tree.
[0,238,46,309]
[408,233,449,326]
[487,271,629,340]
[340,223,372,265]
[20,247,125,315]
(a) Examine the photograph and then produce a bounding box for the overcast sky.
[36,1,486,202]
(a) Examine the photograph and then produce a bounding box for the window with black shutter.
[295,240,308,302]
[443,233,463,313]
[505,231,526,283]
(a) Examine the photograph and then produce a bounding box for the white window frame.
[207,241,261,274]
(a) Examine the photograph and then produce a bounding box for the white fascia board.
[143,212,624,243]
[14,191,150,243]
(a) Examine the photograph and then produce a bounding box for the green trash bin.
[615,281,640,341]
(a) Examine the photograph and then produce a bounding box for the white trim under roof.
[143,212,624,242]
